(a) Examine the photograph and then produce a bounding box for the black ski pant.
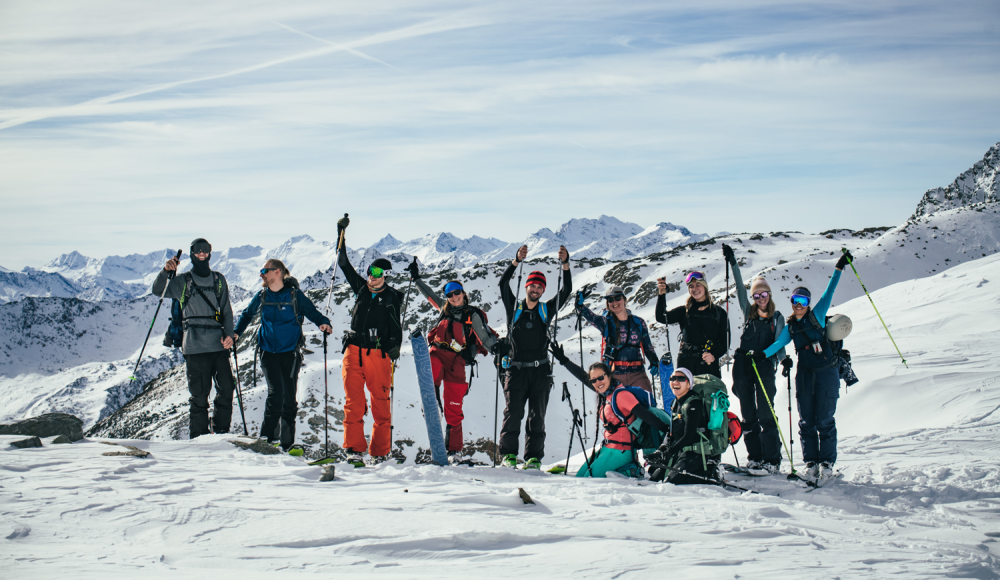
[733,363,782,465]
[260,350,300,449]
[184,350,235,438]
[499,365,552,461]
[677,352,721,378]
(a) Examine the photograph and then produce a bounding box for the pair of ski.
[723,463,842,491]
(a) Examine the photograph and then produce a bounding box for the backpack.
[607,386,671,449]
[512,300,548,326]
[599,312,646,365]
[678,374,731,459]
[179,272,224,329]
[163,299,184,348]
[253,278,306,351]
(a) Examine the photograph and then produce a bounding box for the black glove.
[490,340,510,357]
[405,258,420,280]
[722,243,735,263]
[336,215,350,234]
[549,342,569,364]
[836,250,854,270]
[646,444,669,467]
[750,350,768,363]
[387,346,400,361]
[781,356,793,377]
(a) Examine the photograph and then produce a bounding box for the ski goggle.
[260,268,277,275]
[191,242,212,255]
[791,294,810,307]
[752,291,770,300]
[368,266,385,279]
[685,271,705,284]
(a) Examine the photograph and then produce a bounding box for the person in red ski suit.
[406,261,501,462]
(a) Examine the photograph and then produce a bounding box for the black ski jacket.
[499,262,572,363]
[655,296,728,375]
[338,248,403,353]
[665,391,707,460]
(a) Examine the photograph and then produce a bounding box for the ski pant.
[183,350,235,438]
[499,365,552,461]
[733,359,782,465]
[651,452,717,485]
[611,369,652,393]
[796,362,839,465]
[431,352,468,453]
[342,344,393,457]
[677,352,721,378]
[576,444,655,478]
[260,350,299,449]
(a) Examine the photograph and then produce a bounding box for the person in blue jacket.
[234,259,332,451]
[757,251,853,480]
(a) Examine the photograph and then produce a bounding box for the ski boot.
[287,444,305,457]
[366,455,391,467]
[346,454,366,468]
[500,454,518,468]
[762,462,781,475]
[524,458,542,470]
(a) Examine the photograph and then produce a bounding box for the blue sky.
[1,0,998,270]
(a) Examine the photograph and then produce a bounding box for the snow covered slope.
[4,254,1000,578]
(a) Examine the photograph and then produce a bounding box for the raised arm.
[813,268,843,322]
[413,276,444,311]
[763,324,791,359]
[337,245,365,294]
[550,342,594,392]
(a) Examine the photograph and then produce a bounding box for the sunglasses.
[669,376,689,383]
[752,291,770,300]
[791,295,810,307]
[446,289,463,298]
[368,266,385,279]
[606,295,623,303]
[260,268,277,275]
[589,374,607,385]
[685,272,705,284]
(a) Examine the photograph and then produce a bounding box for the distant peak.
[46,250,91,270]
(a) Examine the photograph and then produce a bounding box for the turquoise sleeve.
[763,324,791,359]
[813,269,842,323]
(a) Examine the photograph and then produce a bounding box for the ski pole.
[128,249,182,387]
[750,357,796,475]
[841,248,907,367]
[323,215,348,316]
[493,354,501,467]
[231,346,249,436]
[561,381,592,475]
[725,259,731,372]
[784,358,794,469]
[577,309,587,436]
[309,333,337,465]
[676,470,756,494]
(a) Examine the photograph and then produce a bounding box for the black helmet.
[368,258,393,277]
[190,238,212,255]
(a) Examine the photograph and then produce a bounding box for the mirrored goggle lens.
[752,291,770,300]
[369,266,384,278]
[791,295,810,307]
[685,272,705,284]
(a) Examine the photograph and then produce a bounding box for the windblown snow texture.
[410,329,447,466]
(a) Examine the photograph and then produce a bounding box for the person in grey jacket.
[723,243,787,473]
[152,238,236,438]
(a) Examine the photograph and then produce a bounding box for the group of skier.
[153,219,859,484]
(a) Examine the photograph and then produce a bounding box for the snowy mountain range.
[1,142,998,459]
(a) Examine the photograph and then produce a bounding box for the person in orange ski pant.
[342,344,393,457]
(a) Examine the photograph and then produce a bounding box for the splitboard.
[411,329,448,467]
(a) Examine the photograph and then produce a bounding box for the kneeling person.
[647,368,719,485]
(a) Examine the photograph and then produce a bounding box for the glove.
[649,362,659,378]
[750,350,768,363]
[836,250,854,270]
[336,215,350,233]
[405,258,420,280]
[781,356,793,377]
[549,342,569,364]
[575,288,591,307]
[646,444,669,467]
[722,243,735,263]
[387,346,400,361]
[490,340,510,357]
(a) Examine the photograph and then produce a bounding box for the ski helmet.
[826,313,853,342]
[190,238,212,255]
[367,258,393,277]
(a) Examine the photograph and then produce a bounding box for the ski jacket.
[576,304,657,370]
[414,277,498,362]
[558,356,669,450]
[338,248,403,353]
[665,391,708,460]
[764,269,842,367]
[655,297,728,374]
[499,262,572,363]
[234,280,331,354]
[152,269,234,356]
[726,256,786,367]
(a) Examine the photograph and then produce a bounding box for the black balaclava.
[190,238,212,277]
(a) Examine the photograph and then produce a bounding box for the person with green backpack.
[549,343,671,478]
[647,368,732,485]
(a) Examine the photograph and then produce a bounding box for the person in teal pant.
[757,251,853,481]
[549,343,670,478]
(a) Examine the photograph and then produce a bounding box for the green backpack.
[677,374,731,466]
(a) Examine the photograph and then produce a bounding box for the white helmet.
[826,313,852,342]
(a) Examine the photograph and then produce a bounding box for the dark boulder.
[0,413,84,442]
